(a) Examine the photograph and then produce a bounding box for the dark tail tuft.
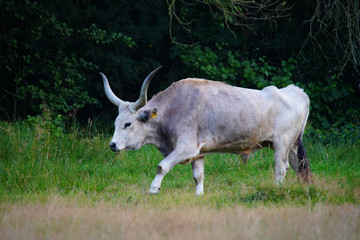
[297,139,313,183]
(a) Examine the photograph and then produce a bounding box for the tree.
[0,0,358,137]
[0,0,142,120]
[302,0,360,81]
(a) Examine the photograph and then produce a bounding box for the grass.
[1,200,359,240]
[0,121,359,206]
[0,121,359,239]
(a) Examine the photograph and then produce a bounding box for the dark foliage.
[1,0,359,139]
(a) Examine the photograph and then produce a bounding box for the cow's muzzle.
[109,142,120,152]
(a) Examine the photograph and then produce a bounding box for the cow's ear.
[150,108,158,119]
[137,108,158,123]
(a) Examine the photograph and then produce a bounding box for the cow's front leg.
[149,165,167,194]
[192,158,204,195]
[149,145,200,194]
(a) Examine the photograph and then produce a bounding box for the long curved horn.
[100,72,124,107]
[131,66,162,111]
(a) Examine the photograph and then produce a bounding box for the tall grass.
[2,201,359,240]
[0,121,359,207]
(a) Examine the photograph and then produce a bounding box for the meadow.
[0,121,359,239]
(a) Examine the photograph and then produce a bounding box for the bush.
[0,0,134,118]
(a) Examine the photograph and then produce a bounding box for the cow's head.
[100,67,162,152]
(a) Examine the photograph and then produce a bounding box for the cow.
[100,67,312,195]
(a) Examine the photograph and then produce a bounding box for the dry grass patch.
[1,197,359,240]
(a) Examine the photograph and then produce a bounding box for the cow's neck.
[144,128,174,157]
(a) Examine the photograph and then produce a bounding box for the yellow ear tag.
[151,112,158,118]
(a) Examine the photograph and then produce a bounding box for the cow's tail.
[297,138,312,183]
[297,109,313,183]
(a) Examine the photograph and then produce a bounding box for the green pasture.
[0,121,359,208]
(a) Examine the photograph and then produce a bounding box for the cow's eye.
[124,122,131,129]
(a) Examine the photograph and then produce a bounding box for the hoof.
[149,187,160,194]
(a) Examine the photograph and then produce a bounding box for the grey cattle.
[101,67,312,195]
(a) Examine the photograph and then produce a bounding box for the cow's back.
[146,79,309,154]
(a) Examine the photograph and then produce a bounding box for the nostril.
[109,142,116,150]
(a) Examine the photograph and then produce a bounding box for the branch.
[167,0,292,44]
[300,0,360,78]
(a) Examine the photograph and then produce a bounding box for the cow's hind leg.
[274,140,291,184]
[289,138,313,182]
[289,144,299,173]
[192,158,204,195]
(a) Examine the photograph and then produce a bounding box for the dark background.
[1,0,359,139]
